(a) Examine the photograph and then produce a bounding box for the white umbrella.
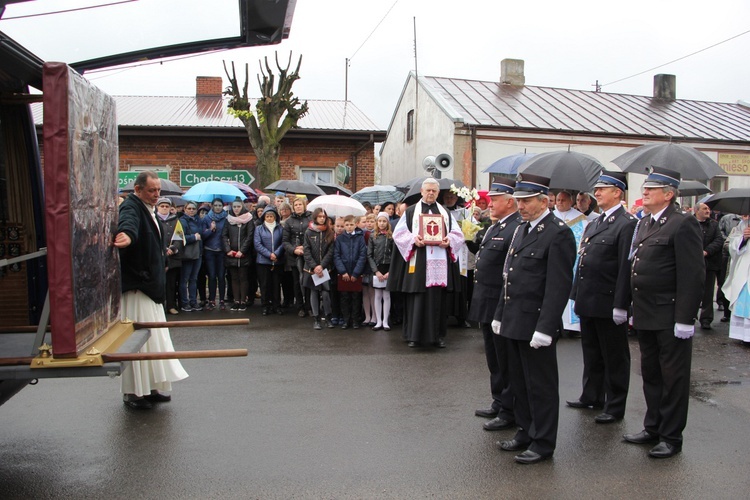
[307,194,366,218]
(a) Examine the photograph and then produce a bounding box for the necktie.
[596,213,606,228]
[422,202,437,214]
[524,223,531,235]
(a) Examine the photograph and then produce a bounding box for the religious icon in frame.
[419,213,445,246]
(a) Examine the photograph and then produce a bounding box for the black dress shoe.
[123,397,153,410]
[483,417,515,431]
[372,325,382,331]
[720,316,730,323]
[433,339,446,348]
[594,413,619,424]
[649,441,681,458]
[515,450,550,464]
[463,320,473,328]
[475,407,499,419]
[566,399,602,409]
[700,320,712,330]
[498,439,529,452]
[144,392,171,403]
[407,341,418,348]
[623,430,659,444]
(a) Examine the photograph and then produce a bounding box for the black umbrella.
[704,188,750,215]
[121,177,183,196]
[612,143,725,182]
[265,179,326,198]
[678,180,712,197]
[517,151,603,192]
[402,177,467,205]
[316,181,353,197]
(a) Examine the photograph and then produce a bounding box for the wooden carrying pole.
[0,349,248,367]
[101,349,247,362]
[0,318,250,334]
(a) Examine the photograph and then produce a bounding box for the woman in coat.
[222,198,254,311]
[254,205,285,315]
[179,201,204,311]
[302,207,336,330]
[283,196,312,316]
[202,198,229,311]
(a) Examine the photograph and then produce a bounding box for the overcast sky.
[3,0,749,130]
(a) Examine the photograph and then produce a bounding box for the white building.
[380,59,750,206]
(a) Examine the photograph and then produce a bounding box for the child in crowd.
[302,208,336,330]
[329,216,346,325]
[359,214,376,326]
[367,212,394,330]
[333,215,367,329]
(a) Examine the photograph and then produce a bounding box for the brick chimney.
[500,59,525,86]
[653,74,676,100]
[196,76,223,97]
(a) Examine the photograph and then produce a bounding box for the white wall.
[380,75,458,185]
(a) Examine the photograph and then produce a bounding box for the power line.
[0,0,137,20]
[602,28,750,88]
[349,0,400,62]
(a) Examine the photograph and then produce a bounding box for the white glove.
[529,331,552,349]
[674,323,695,339]
[491,320,502,335]
[613,308,628,325]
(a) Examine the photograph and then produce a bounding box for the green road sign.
[118,171,169,189]
[335,163,350,185]
[180,170,255,187]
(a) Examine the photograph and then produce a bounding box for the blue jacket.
[179,212,204,260]
[334,228,367,277]
[254,206,285,266]
[202,209,228,252]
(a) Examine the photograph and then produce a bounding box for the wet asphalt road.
[1,306,749,499]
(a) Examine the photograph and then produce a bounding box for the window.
[406,109,414,142]
[301,169,333,184]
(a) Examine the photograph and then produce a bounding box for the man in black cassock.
[387,178,465,348]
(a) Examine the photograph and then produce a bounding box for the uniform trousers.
[506,337,559,457]
[481,323,514,420]
[636,328,692,446]
[578,316,630,417]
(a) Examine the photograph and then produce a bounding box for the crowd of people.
[118,169,748,464]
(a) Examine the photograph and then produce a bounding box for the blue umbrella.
[482,153,537,175]
[182,181,246,203]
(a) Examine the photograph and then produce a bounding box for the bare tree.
[223,52,309,188]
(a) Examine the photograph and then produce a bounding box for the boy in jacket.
[334,215,367,329]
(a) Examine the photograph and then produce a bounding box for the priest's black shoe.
[623,430,659,444]
[433,338,446,348]
[144,392,171,403]
[483,417,515,431]
[498,439,529,452]
[474,407,498,419]
[566,399,602,409]
[514,450,550,465]
[648,441,681,458]
[407,341,418,348]
[594,413,619,424]
[123,396,153,410]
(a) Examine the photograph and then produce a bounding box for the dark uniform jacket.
[571,206,637,318]
[117,194,166,304]
[494,211,576,340]
[467,212,523,324]
[630,203,704,330]
[698,217,723,271]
